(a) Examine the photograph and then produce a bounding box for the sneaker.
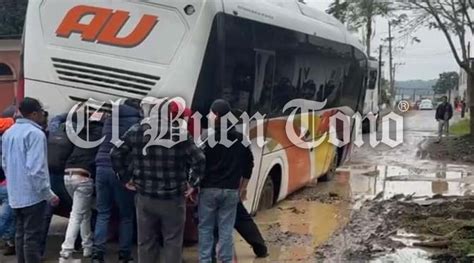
[253,244,269,258]
[83,248,93,258]
[3,243,15,256]
[91,256,105,263]
[60,250,73,259]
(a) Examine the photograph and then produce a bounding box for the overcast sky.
[307,0,462,81]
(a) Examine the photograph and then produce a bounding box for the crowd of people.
[0,97,269,263]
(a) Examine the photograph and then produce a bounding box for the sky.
[307,0,462,81]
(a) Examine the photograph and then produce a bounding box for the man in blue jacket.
[2,98,59,263]
[91,99,141,263]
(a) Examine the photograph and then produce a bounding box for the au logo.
[56,5,159,48]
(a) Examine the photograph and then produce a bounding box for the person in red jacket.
[0,107,16,256]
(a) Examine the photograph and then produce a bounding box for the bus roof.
[222,0,366,57]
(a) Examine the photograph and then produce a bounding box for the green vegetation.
[432,71,459,95]
[450,119,470,136]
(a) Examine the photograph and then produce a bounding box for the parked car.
[419,99,434,110]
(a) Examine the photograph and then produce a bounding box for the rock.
[370,244,384,253]
[462,201,474,210]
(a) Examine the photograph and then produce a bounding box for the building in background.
[458,59,473,105]
[0,36,21,112]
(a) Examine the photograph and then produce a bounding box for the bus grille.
[52,58,159,96]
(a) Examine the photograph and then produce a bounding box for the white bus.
[22,0,367,214]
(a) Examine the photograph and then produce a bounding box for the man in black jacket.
[435,96,453,143]
[198,99,254,263]
[41,113,75,257]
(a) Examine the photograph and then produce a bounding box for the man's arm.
[27,131,55,201]
[240,145,254,200]
[185,137,206,188]
[111,127,134,184]
[435,106,440,121]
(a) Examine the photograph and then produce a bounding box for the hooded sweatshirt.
[0,118,15,183]
[95,103,141,168]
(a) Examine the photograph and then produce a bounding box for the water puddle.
[186,161,474,262]
[344,163,474,198]
[371,247,432,263]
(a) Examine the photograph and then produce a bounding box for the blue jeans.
[0,185,15,242]
[93,167,135,256]
[198,188,239,263]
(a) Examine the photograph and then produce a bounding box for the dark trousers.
[94,166,135,256]
[14,201,48,263]
[41,174,74,256]
[234,202,267,255]
[136,194,186,263]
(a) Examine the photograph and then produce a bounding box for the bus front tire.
[319,153,338,182]
[258,176,275,211]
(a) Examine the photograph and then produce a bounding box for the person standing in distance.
[435,96,453,143]
[1,97,59,263]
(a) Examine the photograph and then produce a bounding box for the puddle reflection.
[346,163,474,198]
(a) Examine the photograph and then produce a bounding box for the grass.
[450,119,470,136]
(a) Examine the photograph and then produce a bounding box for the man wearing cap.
[198,99,254,263]
[2,98,59,263]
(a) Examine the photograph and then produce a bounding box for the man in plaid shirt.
[111,99,205,263]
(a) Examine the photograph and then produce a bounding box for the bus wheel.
[258,176,275,211]
[319,153,338,182]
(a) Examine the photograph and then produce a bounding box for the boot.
[91,253,105,263]
[119,251,133,263]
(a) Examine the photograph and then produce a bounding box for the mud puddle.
[309,161,474,262]
[346,163,474,198]
[316,193,474,262]
[231,159,474,262]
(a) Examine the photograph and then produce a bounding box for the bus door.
[245,49,276,212]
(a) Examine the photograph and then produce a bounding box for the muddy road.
[1,110,472,263]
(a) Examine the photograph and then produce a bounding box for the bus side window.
[252,51,275,115]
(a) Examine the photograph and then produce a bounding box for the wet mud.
[421,135,474,163]
[316,194,474,262]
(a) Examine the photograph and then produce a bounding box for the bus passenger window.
[253,52,275,115]
[368,70,377,90]
[272,77,296,114]
[301,80,316,100]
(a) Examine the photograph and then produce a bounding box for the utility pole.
[392,62,405,101]
[378,45,383,103]
[388,21,394,101]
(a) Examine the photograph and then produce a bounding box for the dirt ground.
[315,194,474,262]
[422,135,474,163]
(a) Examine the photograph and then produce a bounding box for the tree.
[327,0,350,23]
[403,0,474,135]
[327,0,390,57]
[432,71,459,95]
[0,0,28,37]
